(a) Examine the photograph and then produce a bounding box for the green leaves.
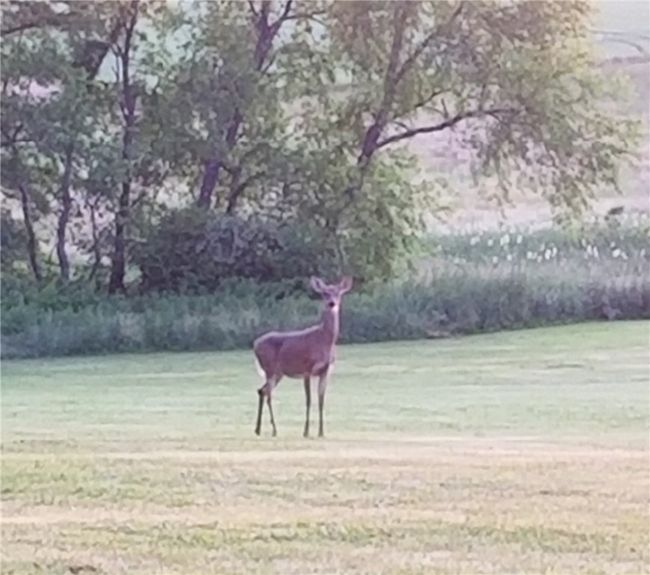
[1,0,640,291]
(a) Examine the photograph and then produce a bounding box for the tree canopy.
[0,0,639,293]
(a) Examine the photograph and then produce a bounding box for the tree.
[1,0,121,283]
[107,0,140,293]
[153,0,324,212]
[106,0,171,293]
[304,0,638,262]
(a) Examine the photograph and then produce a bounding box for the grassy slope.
[2,322,649,574]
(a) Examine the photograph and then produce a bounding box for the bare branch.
[1,15,66,36]
[393,120,410,132]
[409,87,446,115]
[261,52,277,74]
[375,107,518,150]
[275,0,293,27]
[0,137,32,148]
[0,123,24,148]
[225,169,265,214]
[285,8,327,22]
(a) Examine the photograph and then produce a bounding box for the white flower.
[641,248,646,258]
[487,238,494,247]
[544,249,552,260]
[551,246,558,258]
[506,253,513,261]
[593,246,599,258]
[500,233,510,246]
[492,256,499,264]
[610,241,616,248]
[586,245,592,256]
[470,236,480,246]
[516,234,523,244]
[526,251,535,260]
[612,248,621,258]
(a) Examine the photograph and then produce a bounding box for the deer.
[253,276,353,438]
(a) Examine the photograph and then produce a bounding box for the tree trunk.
[225,165,242,215]
[18,184,42,283]
[108,116,135,294]
[108,179,130,294]
[87,199,102,286]
[197,158,222,209]
[56,142,74,282]
[108,1,138,294]
[195,1,282,209]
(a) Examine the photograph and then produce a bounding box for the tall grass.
[2,220,649,359]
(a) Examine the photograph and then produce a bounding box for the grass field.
[1,321,649,574]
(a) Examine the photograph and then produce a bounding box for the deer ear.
[339,276,353,294]
[310,276,326,294]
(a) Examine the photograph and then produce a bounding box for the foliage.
[132,207,338,293]
[1,210,29,273]
[0,0,641,293]
[0,1,122,283]
[3,222,648,358]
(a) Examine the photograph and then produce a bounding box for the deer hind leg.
[255,377,279,437]
[266,380,278,437]
[303,376,311,438]
[317,373,328,438]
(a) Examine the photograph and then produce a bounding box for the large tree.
[151,0,326,212]
[297,0,638,265]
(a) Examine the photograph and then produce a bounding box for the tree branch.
[225,169,265,214]
[394,1,464,86]
[270,0,293,32]
[285,8,327,22]
[375,107,518,150]
[357,3,409,164]
[0,14,68,37]
[0,123,24,147]
[408,87,446,116]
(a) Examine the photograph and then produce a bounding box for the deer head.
[310,276,353,314]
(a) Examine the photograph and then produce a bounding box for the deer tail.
[253,355,265,379]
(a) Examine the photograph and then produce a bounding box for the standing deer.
[253,276,353,437]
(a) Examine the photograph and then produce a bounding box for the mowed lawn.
[1,322,648,574]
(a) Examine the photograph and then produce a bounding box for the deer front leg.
[317,373,328,438]
[255,387,265,436]
[303,376,311,438]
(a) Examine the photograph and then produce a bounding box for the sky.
[594,0,650,57]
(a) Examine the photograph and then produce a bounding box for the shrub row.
[3,266,648,359]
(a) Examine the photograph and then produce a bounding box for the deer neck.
[319,306,340,345]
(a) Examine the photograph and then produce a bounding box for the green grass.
[2,322,649,574]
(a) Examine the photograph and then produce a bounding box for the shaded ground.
[1,322,649,574]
